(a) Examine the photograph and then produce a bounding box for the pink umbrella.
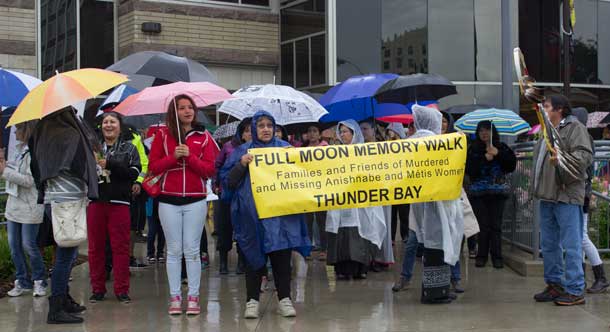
[114,81,233,144]
[114,81,233,117]
[528,124,541,135]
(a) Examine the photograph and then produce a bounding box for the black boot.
[65,293,87,314]
[236,253,245,275]
[219,251,229,275]
[587,264,610,294]
[47,296,84,324]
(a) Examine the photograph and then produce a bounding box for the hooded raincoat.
[326,120,387,266]
[409,105,464,265]
[219,111,311,270]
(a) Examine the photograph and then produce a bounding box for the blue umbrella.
[319,73,400,122]
[99,84,140,110]
[0,68,42,107]
[454,108,531,136]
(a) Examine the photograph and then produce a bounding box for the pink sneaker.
[168,295,182,315]
[186,296,200,315]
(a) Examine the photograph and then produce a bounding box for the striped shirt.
[44,171,87,204]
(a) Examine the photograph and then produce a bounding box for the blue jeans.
[7,221,46,288]
[451,261,461,282]
[401,230,462,282]
[540,201,584,296]
[159,200,206,297]
[400,230,419,280]
[146,200,165,258]
[51,246,78,297]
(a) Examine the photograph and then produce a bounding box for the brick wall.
[118,1,279,67]
[0,2,37,75]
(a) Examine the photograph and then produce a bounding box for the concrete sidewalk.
[0,250,609,332]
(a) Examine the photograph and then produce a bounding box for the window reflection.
[41,0,78,79]
[382,0,427,75]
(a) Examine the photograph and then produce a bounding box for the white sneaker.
[7,280,32,297]
[277,298,296,317]
[33,280,47,297]
[244,299,259,319]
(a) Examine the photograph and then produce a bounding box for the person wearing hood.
[29,107,97,324]
[149,94,220,316]
[466,121,516,269]
[409,105,464,304]
[220,111,311,319]
[572,108,609,294]
[215,117,252,274]
[87,112,141,305]
[325,120,387,279]
[440,111,455,134]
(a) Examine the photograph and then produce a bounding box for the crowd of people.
[2,92,609,325]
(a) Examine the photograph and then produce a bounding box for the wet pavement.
[1,245,609,332]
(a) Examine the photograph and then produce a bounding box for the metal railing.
[502,141,610,259]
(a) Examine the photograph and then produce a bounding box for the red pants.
[87,202,130,295]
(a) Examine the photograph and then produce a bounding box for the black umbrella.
[374,73,457,104]
[107,51,217,83]
[284,121,336,135]
[443,104,492,115]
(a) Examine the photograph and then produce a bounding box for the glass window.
[295,39,309,88]
[384,49,391,58]
[281,43,294,86]
[213,0,269,6]
[428,0,474,81]
[41,0,78,79]
[474,0,502,82]
[280,0,326,88]
[80,0,114,69]
[242,0,270,5]
[518,0,561,82]
[384,61,390,70]
[281,0,325,41]
[336,0,381,81]
[311,34,326,86]
[599,1,610,85]
[397,47,403,56]
[396,57,402,68]
[382,0,427,74]
[572,0,598,84]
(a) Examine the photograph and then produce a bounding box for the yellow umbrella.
[7,68,128,126]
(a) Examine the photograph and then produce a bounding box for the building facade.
[2,0,610,117]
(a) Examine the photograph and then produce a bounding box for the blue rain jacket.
[219,111,311,270]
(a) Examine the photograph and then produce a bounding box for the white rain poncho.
[409,105,464,265]
[325,119,387,249]
[386,122,407,139]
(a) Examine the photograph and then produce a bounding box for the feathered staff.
[513,48,581,179]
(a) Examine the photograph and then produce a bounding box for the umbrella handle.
[173,96,182,145]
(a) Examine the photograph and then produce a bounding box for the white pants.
[583,213,603,266]
[159,200,207,297]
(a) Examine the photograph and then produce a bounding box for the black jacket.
[29,109,99,203]
[96,137,141,205]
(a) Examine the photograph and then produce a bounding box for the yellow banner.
[249,132,467,219]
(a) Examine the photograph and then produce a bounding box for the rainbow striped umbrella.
[8,68,127,126]
[454,108,530,136]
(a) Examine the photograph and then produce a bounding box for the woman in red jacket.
[148,94,219,316]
